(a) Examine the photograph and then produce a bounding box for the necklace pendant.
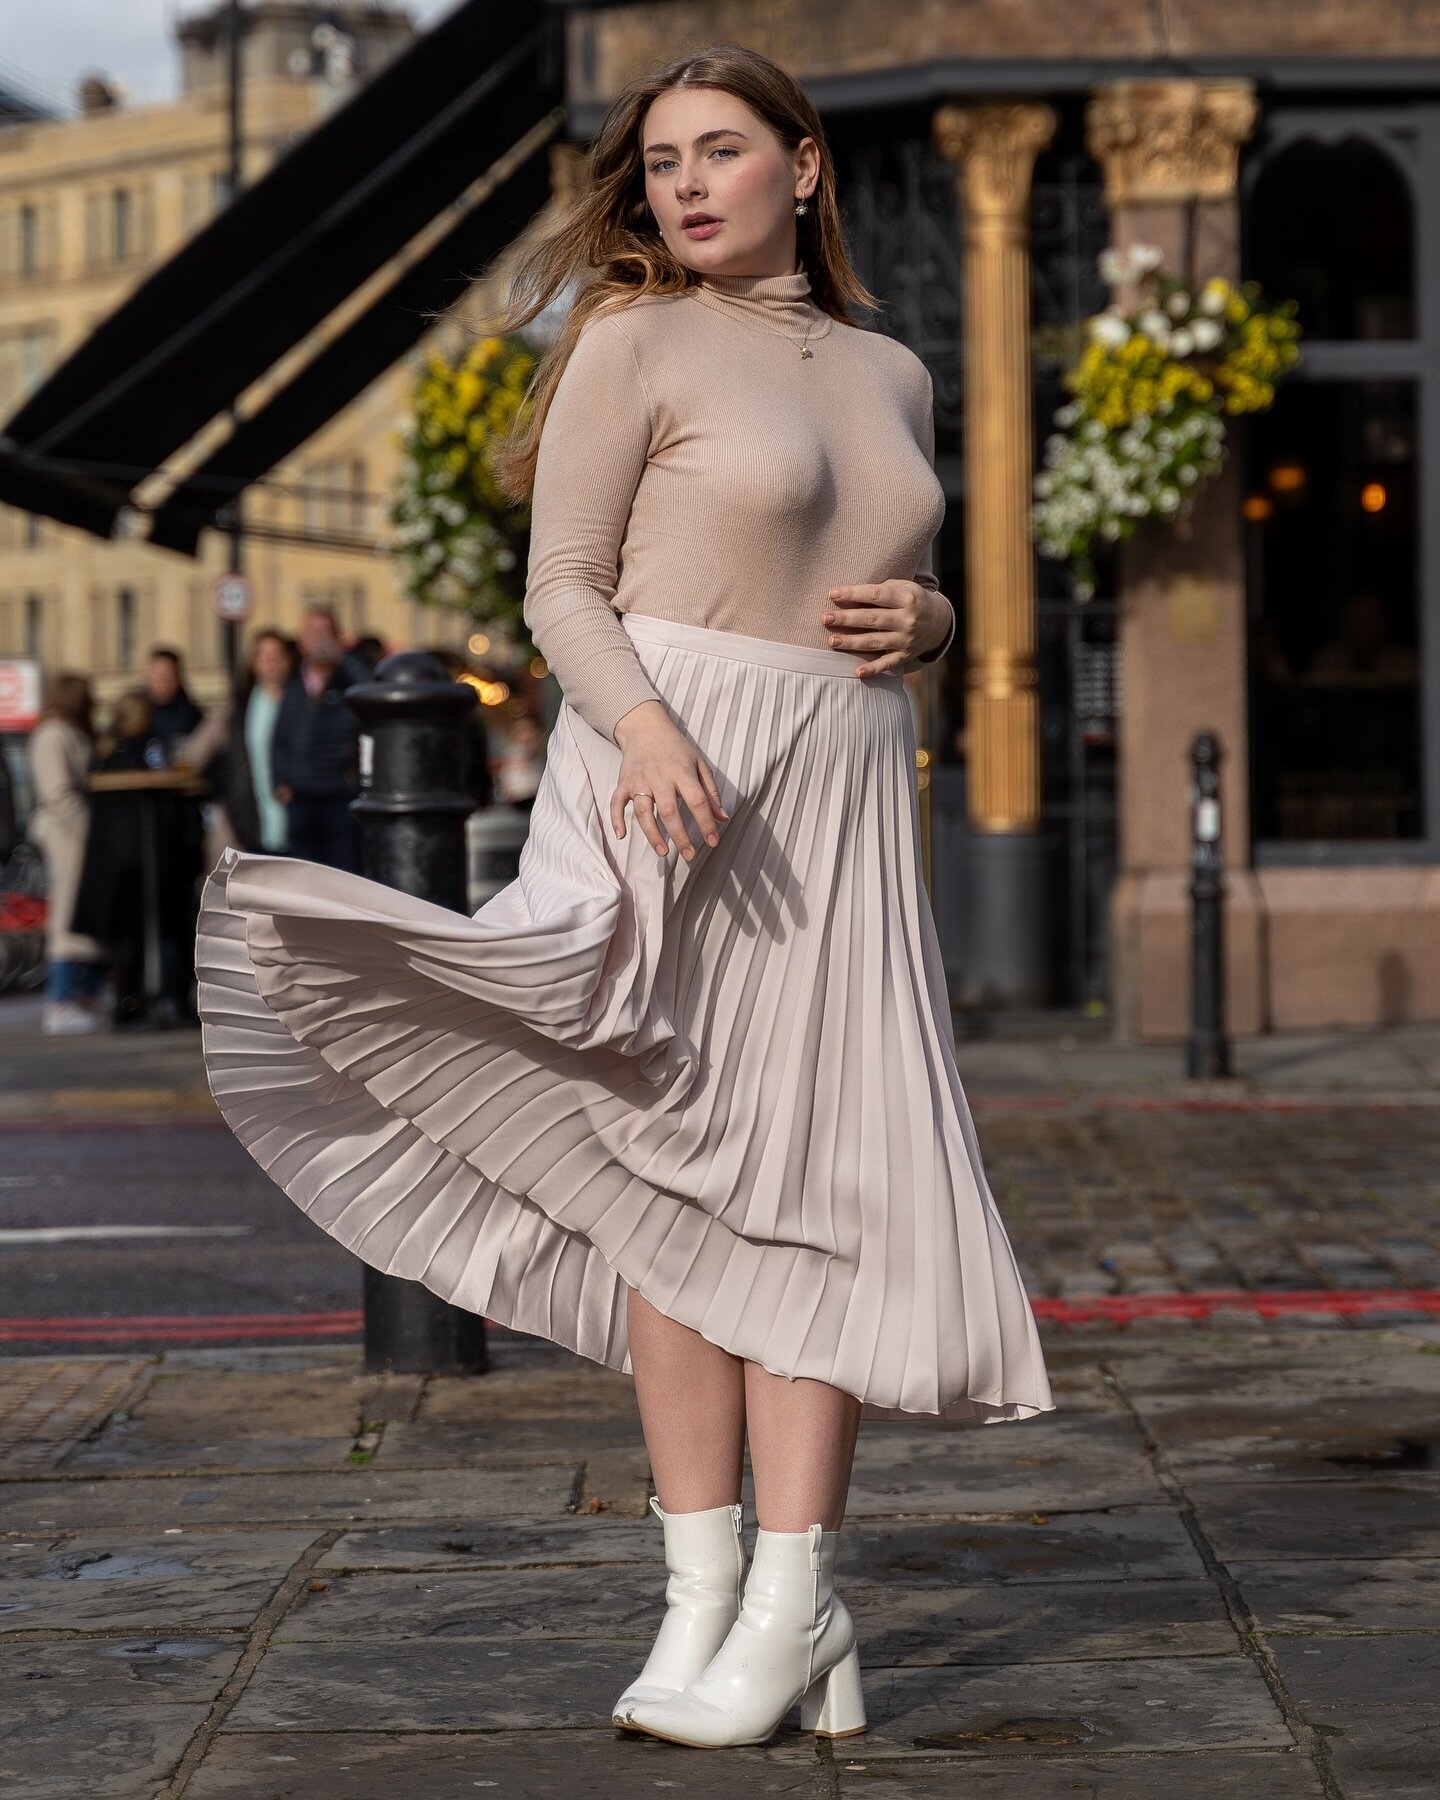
[800,345,813,358]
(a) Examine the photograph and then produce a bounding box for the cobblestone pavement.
[2,1325,1438,1798]
[984,1099,1440,1320]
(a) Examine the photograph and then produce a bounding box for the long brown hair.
[487,42,880,504]
[41,672,95,739]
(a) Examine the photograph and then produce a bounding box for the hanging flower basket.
[389,333,539,641]
[1032,242,1303,600]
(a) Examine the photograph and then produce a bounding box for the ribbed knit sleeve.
[523,315,668,745]
[906,369,957,670]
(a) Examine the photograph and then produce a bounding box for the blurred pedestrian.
[183,627,297,857]
[24,672,104,1034]
[351,634,387,675]
[145,646,205,764]
[271,607,364,871]
[73,689,203,1029]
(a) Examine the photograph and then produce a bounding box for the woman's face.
[252,636,291,687]
[640,87,818,278]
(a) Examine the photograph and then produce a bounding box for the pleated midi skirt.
[195,612,1056,1424]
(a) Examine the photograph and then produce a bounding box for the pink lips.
[682,218,722,238]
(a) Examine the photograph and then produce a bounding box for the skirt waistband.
[620,609,905,685]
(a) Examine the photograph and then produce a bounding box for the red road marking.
[1032,1288,1440,1323]
[0,1291,1437,1347]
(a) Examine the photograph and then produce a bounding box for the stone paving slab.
[274,1563,1232,1663]
[846,1655,1294,1755]
[1228,1555,1440,1632]
[0,1701,209,1800]
[846,1415,1162,1514]
[225,1638,656,1731]
[183,1730,825,1798]
[275,1563,675,1643]
[1186,1477,1440,1559]
[61,1435,361,1475]
[1266,1632,1440,1706]
[0,1529,316,1633]
[839,1511,1210,1584]
[316,1516,663,1571]
[830,1749,1326,1797]
[0,1463,581,1531]
[0,1357,149,1474]
[1307,1705,1440,1800]
[3,1635,242,1704]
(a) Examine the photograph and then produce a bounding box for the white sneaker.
[41,1000,103,1036]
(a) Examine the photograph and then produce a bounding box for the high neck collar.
[689,263,830,340]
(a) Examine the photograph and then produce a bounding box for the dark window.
[1249,137,1414,341]
[1246,380,1422,842]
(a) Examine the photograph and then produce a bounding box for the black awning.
[146,140,556,557]
[0,0,562,541]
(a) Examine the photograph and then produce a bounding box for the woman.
[25,672,104,1035]
[207,628,296,854]
[194,44,1055,1750]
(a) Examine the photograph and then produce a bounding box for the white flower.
[1097,246,1128,286]
[1169,328,1195,358]
[1138,309,1170,339]
[1177,463,1199,485]
[1190,318,1223,351]
[1083,419,1107,442]
[1165,290,1191,318]
[1132,243,1164,274]
[1088,310,1131,348]
[1197,285,1227,317]
[1156,488,1181,513]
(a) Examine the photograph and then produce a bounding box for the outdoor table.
[87,767,209,1013]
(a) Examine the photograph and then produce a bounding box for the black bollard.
[347,652,489,1374]
[1185,730,1232,1080]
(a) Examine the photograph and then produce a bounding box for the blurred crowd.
[4,604,544,1037]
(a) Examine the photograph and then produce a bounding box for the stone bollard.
[347,652,489,1374]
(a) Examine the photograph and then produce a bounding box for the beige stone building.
[0,1,433,710]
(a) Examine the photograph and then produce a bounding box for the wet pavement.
[3,1321,1439,1797]
[2,1005,1439,1793]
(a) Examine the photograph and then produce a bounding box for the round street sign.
[210,573,253,622]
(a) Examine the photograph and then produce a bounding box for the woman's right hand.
[609,701,728,863]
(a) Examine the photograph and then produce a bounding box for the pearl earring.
[795,195,809,216]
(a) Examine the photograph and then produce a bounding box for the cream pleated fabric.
[196,614,1055,1423]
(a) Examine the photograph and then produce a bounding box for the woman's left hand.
[821,580,950,676]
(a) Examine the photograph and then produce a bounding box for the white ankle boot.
[611,1496,745,1729]
[614,1521,867,1748]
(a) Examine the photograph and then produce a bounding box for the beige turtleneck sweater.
[523,265,956,745]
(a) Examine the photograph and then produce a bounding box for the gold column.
[933,102,1057,834]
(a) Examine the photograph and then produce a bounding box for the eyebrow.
[642,129,751,155]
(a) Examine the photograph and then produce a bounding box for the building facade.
[0,1,450,714]
[564,0,1440,1038]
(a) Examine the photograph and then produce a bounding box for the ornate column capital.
[933,102,1058,221]
[1085,79,1258,206]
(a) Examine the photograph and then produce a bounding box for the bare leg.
[744,1365,862,1532]
[626,1284,745,1510]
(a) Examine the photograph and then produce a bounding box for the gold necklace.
[688,286,830,358]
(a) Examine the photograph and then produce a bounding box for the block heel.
[800,1642,867,1737]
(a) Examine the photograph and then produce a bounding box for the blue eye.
[648,146,738,174]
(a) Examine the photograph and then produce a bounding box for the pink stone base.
[1108,866,1440,1040]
